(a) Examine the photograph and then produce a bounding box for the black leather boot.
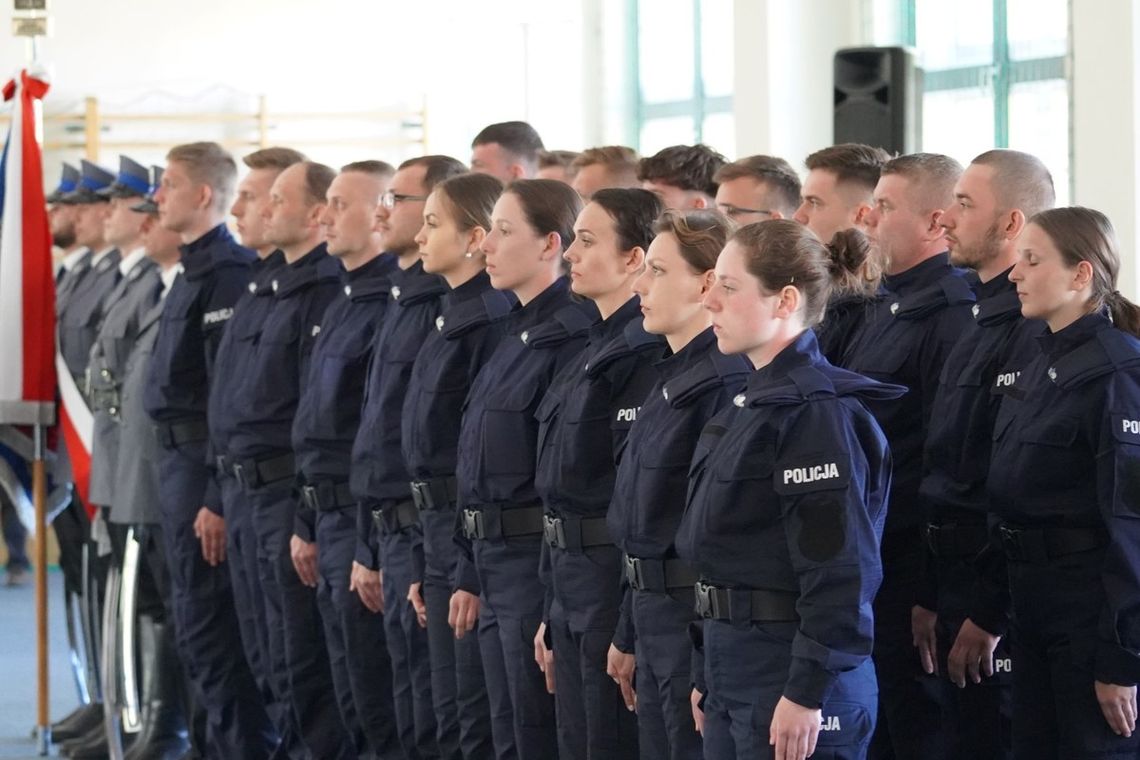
[124,618,189,760]
[52,703,104,742]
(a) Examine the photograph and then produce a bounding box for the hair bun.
[825,228,871,276]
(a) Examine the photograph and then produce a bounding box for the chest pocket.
[1111,413,1140,518]
[253,314,301,400]
[159,289,201,376]
[856,328,914,381]
[478,381,543,477]
[308,344,371,438]
[535,387,564,459]
[715,438,776,482]
[1018,416,1079,448]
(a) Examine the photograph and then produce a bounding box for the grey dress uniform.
[56,249,92,317]
[110,295,166,527]
[88,252,160,512]
[59,247,121,381]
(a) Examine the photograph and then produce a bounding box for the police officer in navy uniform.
[291,160,403,759]
[402,173,513,760]
[678,222,903,760]
[534,188,667,760]
[918,150,1056,758]
[109,178,193,760]
[454,179,594,760]
[349,155,466,760]
[224,161,356,759]
[837,153,974,760]
[206,146,304,760]
[607,210,749,760]
[989,207,1140,759]
[144,141,275,759]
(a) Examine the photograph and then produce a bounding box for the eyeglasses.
[380,191,428,210]
[717,203,775,219]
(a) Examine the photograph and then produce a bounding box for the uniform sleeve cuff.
[1095,641,1140,686]
[783,657,837,709]
[294,510,315,543]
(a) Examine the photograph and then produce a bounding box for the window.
[873,0,1071,202]
[630,0,734,155]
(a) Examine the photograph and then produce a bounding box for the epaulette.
[522,300,598,349]
[663,350,750,408]
[439,289,515,339]
[1048,328,1140,389]
[393,271,447,308]
[738,364,907,408]
[890,272,975,320]
[585,317,666,378]
[974,287,1023,327]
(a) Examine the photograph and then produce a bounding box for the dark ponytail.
[1028,207,1140,338]
[731,220,872,328]
[825,228,880,298]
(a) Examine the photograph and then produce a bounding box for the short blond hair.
[167,141,238,212]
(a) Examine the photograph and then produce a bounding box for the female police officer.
[606,210,750,760]
[676,221,904,760]
[402,172,514,760]
[988,207,1140,758]
[453,179,596,759]
[533,188,667,759]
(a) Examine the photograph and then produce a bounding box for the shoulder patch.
[1113,414,1140,444]
[773,456,851,495]
[202,307,234,326]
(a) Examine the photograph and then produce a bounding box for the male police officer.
[794,143,891,245]
[569,146,640,201]
[351,155,468,759]
[713,154,801,225]
[108,170,194,760]
[470,121,545,182]
[292,160,403,758]
[839,153,974,760]
[637,144,725,211]
[145,141,275,759]
[225,160,356,759]
[208,146,306,759]
[918,150,1055,758]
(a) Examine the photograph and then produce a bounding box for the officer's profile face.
[641,179,707,212]
[415,190,481,276]
[864,173,928,274]
[262,164,312,249]
[156,160,206,234]
[793,169,859,244]
[536,164,574,184]
[231,167,280,253]
[74,203,110,248]
[322,171,386,259]
[563,202,635,301]
[704,241,781,358]
[482,191,547,294]
[49,204,77,247]
[471,143,520,183]
[1009,223,1087,323]
[632,231,711,337]
[104,196,146,248]
[941,163,1003,271]
[142,214,183,266]
[377,165,428,257]
[716,177,778,225]
[571,164,611,202]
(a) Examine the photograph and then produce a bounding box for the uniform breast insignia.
[128,267,143,281]
[202,307,234,326]
[662,386,670,401]
[733,393,746,407]
[311,325,321,337]
[436,316,445,332]
[248,282,257,293]
[1047,366,1058,383]
[344,285,352,296]
[972,304,981,318]
[890,302,900,315]
[271,280,279,293]
[391,285,401,300]
[520,330,530,344]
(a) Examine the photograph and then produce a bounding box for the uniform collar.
[511,276,572,332]
[590,295,642,344]
[976,266,1014,301]
[344,252,395,283]
[883,252,952,296]
[273,243,330,297]
[159,263,182,298]
[653,326,716,380]
[444,269,493,308]
[118,246,148,276]
[61,247,89,271]
[90,246,118,268]
[179,223,231,257]
[748,330,822,390]
[1037,311,1113,362]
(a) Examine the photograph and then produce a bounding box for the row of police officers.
[42,125,1140,760]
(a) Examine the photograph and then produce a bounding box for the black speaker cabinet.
[834,47,922,155]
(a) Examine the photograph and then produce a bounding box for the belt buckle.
[542,514,562,548]
[624,554,643,591]
[300,485,319,512]
[410,481,429,511]
[462,509,485,540]
[694,581,717,619]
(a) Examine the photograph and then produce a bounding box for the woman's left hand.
[1095,680,1138,738]
[769,696,821,760]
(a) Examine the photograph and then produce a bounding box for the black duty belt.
[693,581,800,623]
[624,554,699,594]
[543,513,613,552]
[231,452,295,491]
[461,503,545,541]
[998,523,1107,564]
[410,476,457,512]
[372,500,418,534]
[925,521,989,558]
[154,418,209,449]
[300,481,355,512]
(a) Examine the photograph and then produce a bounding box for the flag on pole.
[0,67,55,405]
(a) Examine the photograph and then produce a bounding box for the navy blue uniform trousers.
[156,440,274,759]
[632,590,702,760]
